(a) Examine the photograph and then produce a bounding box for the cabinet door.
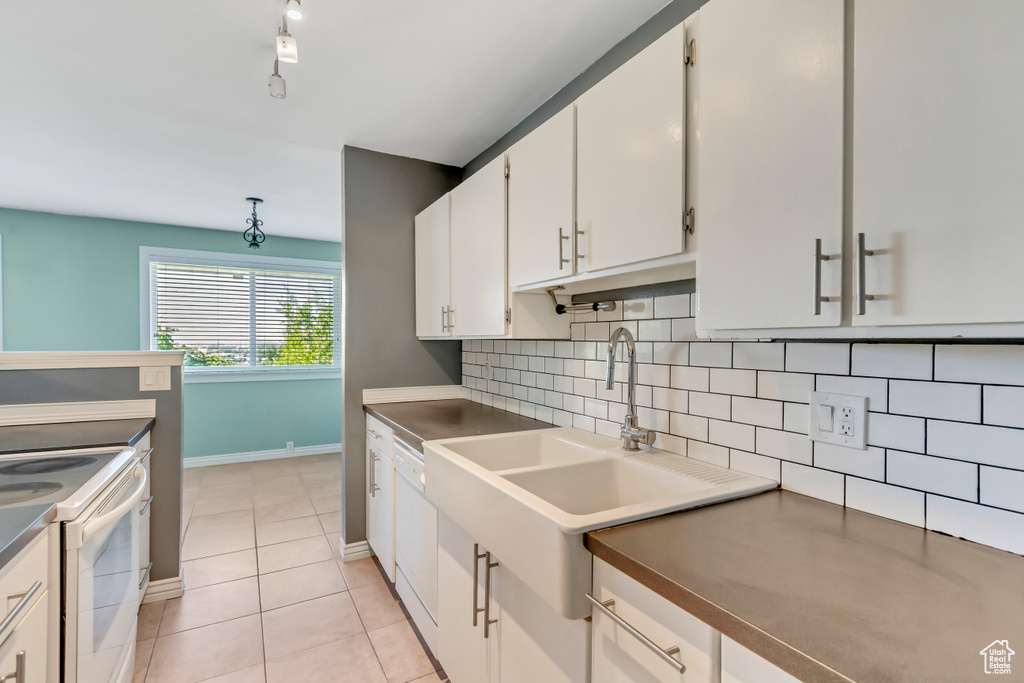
[496,558,589,683]
[0,589,48,683]
[722,636,799,683]
[376,453,395,582]
[592,558,717,683]
[450,156,508,337]
[696,0,844,332]
[415,193,451,338]
[437,513,491,683]
[366,444,382,563]
[507,105,576,287]
[853,0,1024,327]
[576,23,685,274]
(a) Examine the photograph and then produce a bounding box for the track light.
[268,59,286,99]
[277,16,298,63]
[286,0,302,21]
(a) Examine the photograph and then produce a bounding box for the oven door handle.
[70,465,147,548]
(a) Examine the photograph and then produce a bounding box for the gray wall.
[0,366,182,581]
[341,146,462,544]
[463,0,709,178]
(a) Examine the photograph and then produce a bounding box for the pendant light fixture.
[268,59,286,99]
[285,0,302,21]
[244,198,267,249]
[277,15,298,64]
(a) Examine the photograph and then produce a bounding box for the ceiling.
[1,0,671,242]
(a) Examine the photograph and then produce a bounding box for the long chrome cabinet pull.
[573,224,585,268]
[586,593,686,674]
[368,451,377,497]
[0,650,25,683]
[448,307,455,332]
[472,544,486,627]
[441,306,448,333]
[812,238,832,316]
[558,228,571,271]
[139,496,154,516]
[0,581,42,644]
[855,232,876,315]
[141,448,154,464]
[365,428,380,440]
[483,552,498,639]
[139,562,154,590]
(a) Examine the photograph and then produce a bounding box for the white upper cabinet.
[576,23,686,274]
[415,194,451,338]
[508,105,575,288]
[450,156,508,337]
[696,0,845,333]
[853,0,1024,327]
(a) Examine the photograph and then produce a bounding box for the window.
[140,247,340,381]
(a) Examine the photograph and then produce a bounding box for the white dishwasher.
[393,438,438,655]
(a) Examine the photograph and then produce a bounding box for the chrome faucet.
[606,327,656,451]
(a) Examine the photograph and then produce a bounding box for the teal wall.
[0,207,342,458]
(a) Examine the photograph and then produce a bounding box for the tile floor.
[134,453,447,683]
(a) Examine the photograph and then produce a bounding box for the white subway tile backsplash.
[671,318,698,341]
[814,442,885,481]
[866,413,925,453]
[980,467,1024,514]
[732,397,783,429]
[935,345,1024,386]
[733,343,785,371]
[983,386,1024,429]
[729,450,782,482]
[888,450,978,501]
[462,300,1024,557]
[669,412,709,441]
[889,380,981,422]
[785,343,849,375]
[815,375,888,412]
[688,441,730,468]
[845,478,924,527]
[671,366,710,392]
[655,294,690,319]
[710,369,757,397]
[709,419,755,451]
[782,462,844,505]
[755,427,813,465]
[689,392,731,420]
[689,342,732,368]
[852,344,932,380]
[757,371,814,403]
[926,495,1024,555]
[638,319,672,342]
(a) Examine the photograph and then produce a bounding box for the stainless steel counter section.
[0,418,154,455]
[586,490,1024,683]
[363,399,552,451]
[0,503,55,570]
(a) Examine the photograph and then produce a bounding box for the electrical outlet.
[286,441,295,452]
[809,392,867,449]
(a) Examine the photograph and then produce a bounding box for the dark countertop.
[364,399,553,451]
[586,490,1024,683]
[0,418,154,455]
[0,418,154,570]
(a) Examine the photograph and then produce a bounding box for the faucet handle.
[622,425,657,447]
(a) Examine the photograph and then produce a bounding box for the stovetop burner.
[0,456,98,476]
[0,481,62,505]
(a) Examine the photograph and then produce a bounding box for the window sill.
[183,367,342,384]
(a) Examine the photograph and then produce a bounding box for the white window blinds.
[149,261,338,369]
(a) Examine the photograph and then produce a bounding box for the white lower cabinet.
[0,589,48,683]
[0,531,50,683]
[438,512,589,683]
[365,415,395,582]
[591,558,718,683]
[721,636,800,683]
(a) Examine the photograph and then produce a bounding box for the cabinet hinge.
[684,206,695,235]
[505,308,512,324]
[684,38,696,67]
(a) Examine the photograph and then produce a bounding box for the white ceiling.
[1,0,671,242]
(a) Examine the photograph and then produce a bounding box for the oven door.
[64,461,147,683]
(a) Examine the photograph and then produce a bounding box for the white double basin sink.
[423,427,777,619]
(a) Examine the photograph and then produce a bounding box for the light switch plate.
[139,366,171,391]
[809,391,867,449]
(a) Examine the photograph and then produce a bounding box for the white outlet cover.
[809,391,867,450]
[139,366,171,391]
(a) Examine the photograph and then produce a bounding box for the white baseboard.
[183,443,342,468]
[342,540,374,562]
[141,576,184,603]
[362,385,466,404]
